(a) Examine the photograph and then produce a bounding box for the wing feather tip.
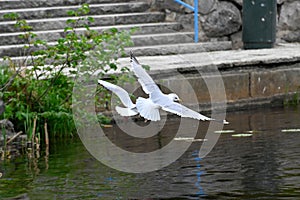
[116,106,138,117]
[130,51,140,64]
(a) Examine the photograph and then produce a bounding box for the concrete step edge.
[0,2,147,13]
[2,43,299,65]
[0,12,166,33]
[0,41,233,61]
[0,32,194,51]
[0,12,164,25]
[131,31,194,38]
[0,0,141,9]
[125,41,233,56]
[0,2,150,21]
[0,22,182,46]
[0,22,181,37]
[131,32,195,46]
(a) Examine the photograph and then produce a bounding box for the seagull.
[130,52,229,124]
[98,80,138,117]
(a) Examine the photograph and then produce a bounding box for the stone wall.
[117,44,300,111]
[151,0,300,48]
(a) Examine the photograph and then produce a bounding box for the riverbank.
[117,43,300,112]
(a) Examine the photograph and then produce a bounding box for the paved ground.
[118,43,300,75]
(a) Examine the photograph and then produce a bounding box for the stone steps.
[126,41,232,56]
[132,32,195,46]
[0,0,233,59]
[0,0,139,9]
[0,22,182,46]
[0,41,232,64]
[0,12,165,33]
[0,2,150,21]
[0,32,202,58]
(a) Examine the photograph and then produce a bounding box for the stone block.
[223,73,249,101]
[161,72,249,105]
[250,67,300,98]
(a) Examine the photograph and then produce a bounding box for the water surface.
[0,107,299,199]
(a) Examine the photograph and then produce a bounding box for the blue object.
[192,150,205,196]
[174,0,199,42]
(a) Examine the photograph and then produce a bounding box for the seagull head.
[167,93,182,103]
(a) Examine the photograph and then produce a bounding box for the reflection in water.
[192,150,205,197]
[0,107,299,199]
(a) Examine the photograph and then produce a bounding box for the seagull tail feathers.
[115,106,138,117]
[136,97,160,121]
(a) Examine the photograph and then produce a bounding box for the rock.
[227,0,243,7]
[277,0,285,4]
[230,31,243,49]
[157,0,217,15]
[175,13,209,41]
[278,1,300,42]
[281,30,300,42]
[200,1,242,37]
[0,119,15,140]
[0,100,4,115]
[154,0,186,13]
[278,1,300,31]
[277,0,299,5]
[184,0,217,14]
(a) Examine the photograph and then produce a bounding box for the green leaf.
[3,12,19,20]
[109,63,117,70]
[66,19,76,24]
[110,28,118,33]
[142,64,150,71]
[87,16,94,23]
[67,10,76,16]
[64,26,74,32]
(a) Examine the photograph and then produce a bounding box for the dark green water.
[0,107,300,199]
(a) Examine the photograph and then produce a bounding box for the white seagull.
[130,53,229,124]
[98,80,138,117]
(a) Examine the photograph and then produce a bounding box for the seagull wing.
[161,101,213,121]
[130,52,160,95]
[98,80,135,109]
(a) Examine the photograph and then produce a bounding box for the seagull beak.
[178,98,182,103]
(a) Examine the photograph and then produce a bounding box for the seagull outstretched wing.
[162,102,229,124]
[130,52,161,95]
[161,101,212,121]
[98,80,136,109]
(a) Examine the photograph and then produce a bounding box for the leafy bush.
[0,4,134,139]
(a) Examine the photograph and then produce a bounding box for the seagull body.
[130,53,229,124]
[98,80,138,117]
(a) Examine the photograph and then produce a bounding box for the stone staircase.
[0,0,232,61]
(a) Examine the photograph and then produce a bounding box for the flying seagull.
[130,52,229,124]
[98,80,138,117]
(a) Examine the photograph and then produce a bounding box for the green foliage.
[284,89,300,107]
[1,4,134,138]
